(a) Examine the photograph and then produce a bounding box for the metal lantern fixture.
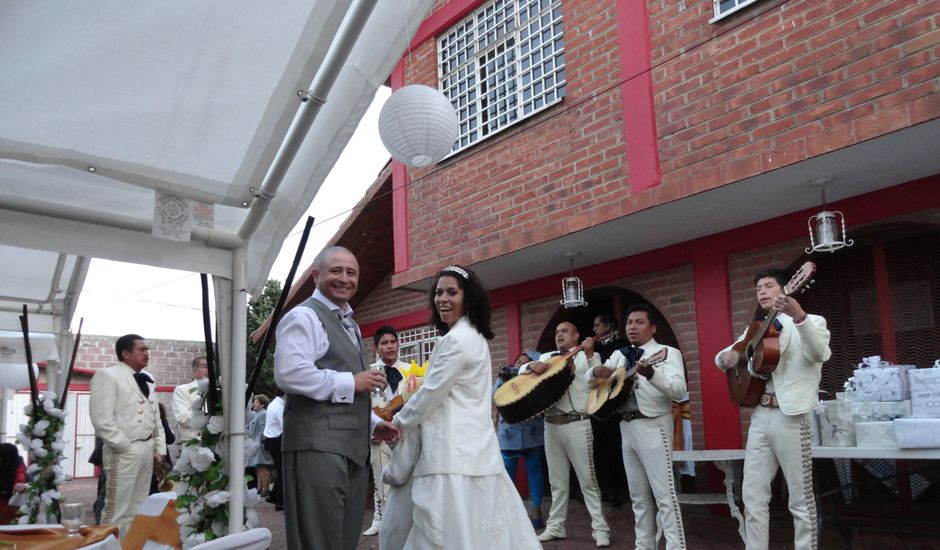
[560,251,587,309]
[378,84,459,167]
[805,177,854,254]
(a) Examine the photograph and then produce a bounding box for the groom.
[274,246,399,550]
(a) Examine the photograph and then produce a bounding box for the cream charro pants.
[742,406,817,550]
[102,438,155,539]
[543,419,609,538]
[620,413,686,550]
[368,440,393,522]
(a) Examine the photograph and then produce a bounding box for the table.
[673,446,940,543]
[0,524,121,549]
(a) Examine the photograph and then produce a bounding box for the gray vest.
[281,297,371,465]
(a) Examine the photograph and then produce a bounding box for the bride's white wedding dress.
[383,317,540,550]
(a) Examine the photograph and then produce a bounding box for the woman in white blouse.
[390,265,540,550]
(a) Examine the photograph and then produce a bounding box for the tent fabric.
[0,0,434,298]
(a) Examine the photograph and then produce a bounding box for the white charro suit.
[716,313,830,550]
[89,363,165,539]
[172,378,201,444]
[596,339,687,550]
[520,350,609,542]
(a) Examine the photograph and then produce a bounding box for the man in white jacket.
[716,268,830,550]
[522,321,611,547]
[362,325,410,537]
[589,303,687,549]
[172,356,208,446]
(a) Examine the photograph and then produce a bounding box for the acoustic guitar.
[726,262,816,407]
[493,331,621,424]
[587,348,668,419]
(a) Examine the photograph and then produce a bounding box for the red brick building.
[273,0,940,506]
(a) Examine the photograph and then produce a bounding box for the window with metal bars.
[438,0,566,154]
[397,325,439,366]
[711,0,763,23]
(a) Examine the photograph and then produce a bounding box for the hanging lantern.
[560,252,588,309]
[378,85,459,167]
[805,178,854,254]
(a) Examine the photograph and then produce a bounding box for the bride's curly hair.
[428,265,494,340]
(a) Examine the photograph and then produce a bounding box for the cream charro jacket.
[89,363,166,454]
[393,317,503,477]
[592,338,687,418]
[716,313,831,415]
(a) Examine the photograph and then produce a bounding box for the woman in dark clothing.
[0,443,26,524]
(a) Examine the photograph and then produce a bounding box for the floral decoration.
[16,391,69,524]
[167,378,260,549]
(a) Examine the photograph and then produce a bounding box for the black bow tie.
[620,346,645,366]
[385,365,403,394]
[133,372,153,398]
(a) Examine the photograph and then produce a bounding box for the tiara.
[441,265,469,279]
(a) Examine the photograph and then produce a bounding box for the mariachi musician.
[520,321,611,548]
[716,268,830,550]
[589,313,630,509]
[589,303,687,550]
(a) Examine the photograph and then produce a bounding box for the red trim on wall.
[615,0,662,193]
[410,0,483,48]
[693,255,742,449]
[871,241,897,363]
[390,61,411,274]
[505,301,522,364]
[360,309,433,338]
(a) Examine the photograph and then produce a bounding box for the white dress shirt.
[273,289,382,431]
[263,395,285,439]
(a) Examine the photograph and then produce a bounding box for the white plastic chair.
[190,527,272,550]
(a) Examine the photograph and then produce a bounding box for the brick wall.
[650,0,940,194]
[355,273,429,327]
[74,335,205,388]
[392,0,940,286]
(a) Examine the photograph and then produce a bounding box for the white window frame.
[438,0,567,155]
[710,0,763,23]
[397,325,439,366]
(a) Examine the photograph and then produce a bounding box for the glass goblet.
[60,502,84,538]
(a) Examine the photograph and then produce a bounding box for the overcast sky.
[71,88,392,341]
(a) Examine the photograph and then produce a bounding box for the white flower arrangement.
[16,391,70,524]
[167,381,259,549]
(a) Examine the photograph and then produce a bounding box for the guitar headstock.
[785,261,816,296]
[637,348,668,368]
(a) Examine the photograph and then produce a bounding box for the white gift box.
[818,400,856,447]
[893,418,940,448]
[907,367,940,418]
[853,365,913,401]
[854,421,896,447]
[851,400,911,422]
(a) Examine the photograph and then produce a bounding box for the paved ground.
[59,478,940,549]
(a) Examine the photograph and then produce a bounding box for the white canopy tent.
[0,0,433,530]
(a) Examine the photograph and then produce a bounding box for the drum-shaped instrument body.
[494,355,575,423]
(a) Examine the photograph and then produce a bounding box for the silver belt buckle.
[759,394,775,407]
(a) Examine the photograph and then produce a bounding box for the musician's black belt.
[620,410,650,422]
[544,413,590,425]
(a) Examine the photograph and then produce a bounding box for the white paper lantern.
[378,85,459,167]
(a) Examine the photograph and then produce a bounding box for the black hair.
[373,325,399,347]
[753,268,789,288]
[0,443,22,497]
[626,303,660,327]
[594,312,617,329]
[115,334,144,362]
[429,266,494,340]
[191,356,207,370]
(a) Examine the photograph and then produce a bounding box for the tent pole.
[238,0,378,241]
[227,249,248,532]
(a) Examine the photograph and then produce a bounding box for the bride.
[388,265,541,549]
